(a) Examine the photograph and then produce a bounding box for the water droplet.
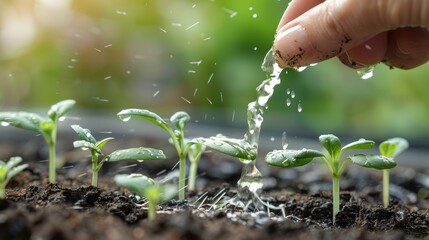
[119,115,131,122]
[249,7,253,11]
[270,137,275,142]
[1,122,10,127]
[58,116,66,122]
[297,101,303,112]
[137,160,144,163]
[282,132,288,150]
[286,98,291,107]
[254,47,258,51]
[286,88,290,95]
[290,91,295,99]
[252,13,257,18]
[81,147,89,151]
[357,66,374,80]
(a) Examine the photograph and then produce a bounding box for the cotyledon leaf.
[341,138,375,152]
[190,136,256,160]
[0,112,45,133]
[48,99,76,122]
[117,109,170,132]
[71,125,97,144]
[349,154,397,170]
[265,149,324,168]
[106,147,166,162]
[379,137,409,158]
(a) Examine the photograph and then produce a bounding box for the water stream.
[237,47,283,193]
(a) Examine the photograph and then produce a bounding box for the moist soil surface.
[1,138,429,240]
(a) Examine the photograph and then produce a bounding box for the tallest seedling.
[0,100,75,183]
[117,109,201,200]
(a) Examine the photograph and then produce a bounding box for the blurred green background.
[1,0,428,146]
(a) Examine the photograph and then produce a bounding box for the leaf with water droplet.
[341,138,375,152]
[114,174,155,197]
[71,125,97,144]
[48,99,75,122]
[73,140,98,152]
[117,109,170,132]
[349,154,396,170]
[265,149,324,168]
[170,111,190,131]
[379,137,409,158]
[106,147,166,162]
[190,136,256,160]
[0,112,45,133]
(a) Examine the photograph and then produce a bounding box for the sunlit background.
[1,0,429,149]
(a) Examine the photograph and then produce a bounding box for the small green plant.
[377,138,408,207]
[71,124,166,187]
[114,173,176,221]
[0,157,28,199]
[0,100,75,183]
[117,109,197,200]
[265,134,397,222]
[187,142,205,191]
[379,138,408,207]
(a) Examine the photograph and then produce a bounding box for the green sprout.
[379,138,408,207]
[377,138,408,207]
[117,109,196,200]
[0,157,28,199]
[0,100,75,183]
[187,142,205,191]
[265,134,397,222]
[114,174,176,221]
[71,125,166,187]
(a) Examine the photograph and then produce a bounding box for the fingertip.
[277,0,325,32]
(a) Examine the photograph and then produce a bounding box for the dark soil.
[1,138,429,240]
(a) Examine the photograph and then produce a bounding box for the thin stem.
[188,162,197,191]
[383,169,389,208]
[91,151,99,187]
[178,153,186,200]
[148,199,156,221]
[332,176,340,223]
[48,142,56,184]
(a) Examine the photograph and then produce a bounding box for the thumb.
[274,0,429,68]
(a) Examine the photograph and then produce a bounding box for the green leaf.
[265,149,324,168]
[341,138,375,152]
[114,174,155,197]
[187,142,205,163]
[71,125,97,144]
[190,136,256,160]
[117,109,170,132]
[170,111,190,131]
[0,112,45,133]
[106,147,166,162]
[48,99,76,122]
[73,140,99,152]
[349,154,397,170]
[319,134,342,159]
[379,137,409,158]
[95,137,115,150]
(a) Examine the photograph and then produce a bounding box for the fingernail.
[274,24,309,68]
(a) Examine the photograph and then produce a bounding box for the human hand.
[274,0,429,69]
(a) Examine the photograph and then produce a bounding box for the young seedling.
[361,137,408,207]
[0,157,28,199]
[117,109,196,200]
[265,134,397,222]
[0,100,75,183]
[187,142,205,191]
[114,173,176,221]
[71,125,166,187]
